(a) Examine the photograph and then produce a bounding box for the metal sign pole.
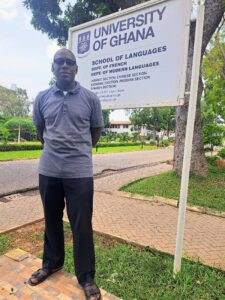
[173,4,205,275]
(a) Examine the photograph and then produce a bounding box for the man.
[28,48,103,300]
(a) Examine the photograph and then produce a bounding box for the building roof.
[110,121,131,125]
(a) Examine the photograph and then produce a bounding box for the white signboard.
[69,0,191,109]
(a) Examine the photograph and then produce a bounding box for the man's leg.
[39,174,65,270]
[63,177,95,284]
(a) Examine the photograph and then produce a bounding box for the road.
[0,147,173,196]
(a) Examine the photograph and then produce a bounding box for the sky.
[0,0,128,120]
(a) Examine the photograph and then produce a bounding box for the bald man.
[29,48,103,300]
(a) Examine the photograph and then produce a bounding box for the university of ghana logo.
[77,31,91,56]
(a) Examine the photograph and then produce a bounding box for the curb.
[0,218,44,234]
[115,190,225,219]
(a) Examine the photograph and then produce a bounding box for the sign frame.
[68,0,192,109]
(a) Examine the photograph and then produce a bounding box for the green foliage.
[202,122,225,150]
[0,85,30,117]
[0,145,158,160]
[202,30,225,120]
[0,143,42,152]
[0,127,9,145]
[0,115,7,125]
[130,131,139,142]
[0,150,43,160]
[64,236,225,300]
[0,235,11,255]
[4,118,37,141]
[149,140,156,146]
[129,107,176,137]
[159,139,170,147]
[97,141,142,147]
[118,132,129,142]
[130,108,154,131]
[218,147,225,159]
[102,110,110,127]
[23,0,119,45]
[206,156,220,166]
[202,29,225,150]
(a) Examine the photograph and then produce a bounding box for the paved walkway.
[0,249,118,300]
[1,162,225,298]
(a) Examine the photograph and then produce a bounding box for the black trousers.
[39,174,95,284]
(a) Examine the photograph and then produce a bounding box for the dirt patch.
[7,221,45,255]
[3,221,133,256]
[6,221,73,255]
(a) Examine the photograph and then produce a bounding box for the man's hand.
[91,127,101,146]
[36,126,44,145]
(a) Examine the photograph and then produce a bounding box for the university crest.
[77,31,91,56]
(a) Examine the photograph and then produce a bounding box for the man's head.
[52,48,78,89]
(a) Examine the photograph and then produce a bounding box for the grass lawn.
[93,145,156,153]
[120,164,225,211]
[65,236,225,300]
[0,150,43,160]
[1,221,225,300]
[0,145,157,161]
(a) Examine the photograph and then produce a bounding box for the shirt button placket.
[62,93,67,114]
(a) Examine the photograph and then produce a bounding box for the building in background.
[105,121,150,137]
[105,121,133,134]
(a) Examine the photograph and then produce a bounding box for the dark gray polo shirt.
[33,82,104,178]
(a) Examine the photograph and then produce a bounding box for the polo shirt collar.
[52,81,81,95]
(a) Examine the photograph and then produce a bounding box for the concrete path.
[1,161,225,276]
[0,249,119,300]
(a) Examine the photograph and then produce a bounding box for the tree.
[102,109,110,127]
[4,118,36,141]
[201,29,225,153]
[202,29,225,120]
[23,0,119,45]
[24,0,225,174]
[130,107,176,140]
[202,101,225,152]
[0,85,30,117]
[158,108,176,137]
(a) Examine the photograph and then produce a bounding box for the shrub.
[0,127,9,145]
[218,148,225,159]
[97,142,141,147]
[168,137,175,143]
[4,118,37,141]
[149,140,156,146]
[206,156,220,166]
[159,140,170,147]
[0,143,43,152]
[203,124,225,151]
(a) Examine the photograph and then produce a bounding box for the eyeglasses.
[54,58,76,66]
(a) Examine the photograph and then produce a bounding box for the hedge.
[96,142,146,147]
[0,143,43,151]
[0,141,150,152]
[218,148,225,159]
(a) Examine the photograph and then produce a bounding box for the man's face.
[52,49,78,86]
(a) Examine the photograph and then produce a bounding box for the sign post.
[173,4,205,274]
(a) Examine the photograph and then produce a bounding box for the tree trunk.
[166,125,170,138]
[17,124,21,144]
[174,0,224,174]
[113,0,224,174]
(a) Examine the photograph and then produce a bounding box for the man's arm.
[91,127,101,146]
[36,126,44,145]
